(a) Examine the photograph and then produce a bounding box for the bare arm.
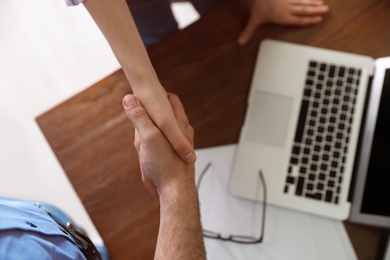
[82,0,196,164]
[156,167,205,260]
[123,93,206,260]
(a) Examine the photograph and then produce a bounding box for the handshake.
[122,93,206,260]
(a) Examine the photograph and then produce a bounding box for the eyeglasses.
[196,162,267,244]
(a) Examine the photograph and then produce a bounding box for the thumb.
[122,94,155,138]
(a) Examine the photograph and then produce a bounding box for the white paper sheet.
[195,144,357,260]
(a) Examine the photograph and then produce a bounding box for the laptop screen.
[361,68,390,217]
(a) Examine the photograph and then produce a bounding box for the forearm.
[156,175,206,260]
[83,0,162,93]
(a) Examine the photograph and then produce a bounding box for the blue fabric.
[0,196,85,260]
[33,201,85,233]
[33,202,110,260]
[65,0,223,47]
[126,0,223,47]
[126,0,179,47]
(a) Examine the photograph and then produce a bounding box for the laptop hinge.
[348,75,374,202]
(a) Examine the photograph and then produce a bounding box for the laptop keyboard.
[284,60,362,204]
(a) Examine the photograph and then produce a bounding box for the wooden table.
[36,0,390,259]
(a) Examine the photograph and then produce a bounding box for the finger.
[289,0,325,6]
[134,129,141,152]
[123,94,159,140]
[124,94,195,164]
[152,93,196,163]
[167,93,194,146]
[160,116,197,164]
[238,18,259,45]
[140,163,159,200]
[167,93,188,125]
[289,4,329,15]
[287,15,324,26]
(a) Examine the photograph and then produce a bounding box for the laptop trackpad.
[246,90,293,147]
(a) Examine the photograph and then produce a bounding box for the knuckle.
[156,114,171,130]
[134,139,140,150]
[173,139,186,153]
[130,106,146,120]
[168,92,179,100]
[188,125,195,138]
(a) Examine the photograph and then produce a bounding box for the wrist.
[158,167,197,204]
[156,168,205,260]
[122,64,162,92]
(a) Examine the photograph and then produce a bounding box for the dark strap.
[55,220,103,260]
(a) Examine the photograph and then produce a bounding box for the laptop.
[230,39,390,225]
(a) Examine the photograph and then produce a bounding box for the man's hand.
[122,93,195,200]
[122,93,205,260]
[136,87,197,165]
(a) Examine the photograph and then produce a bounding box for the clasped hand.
[123,93,195,200]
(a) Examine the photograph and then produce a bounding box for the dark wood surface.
[36,0,390,259]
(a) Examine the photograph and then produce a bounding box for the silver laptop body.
[230,39,374,220]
